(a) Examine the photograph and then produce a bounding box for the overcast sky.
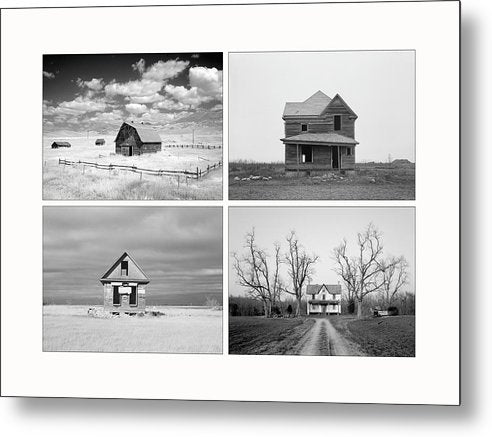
[229,51,415,163]
[229,207,415,297]
[43,52,222,135]
[44,207,222,305]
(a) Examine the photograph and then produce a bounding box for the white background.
[0,0,487,435]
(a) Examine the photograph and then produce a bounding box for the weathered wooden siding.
[340,146,356,169]
[103,283,146,313]
[285,144,356,171]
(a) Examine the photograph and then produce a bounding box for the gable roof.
[100,251,150,284]
[306,284,342,295]
[281,132,358,145]
[283,90,332,117]
[321,93,357,118]
[51,141,71,146]
[118,122,162,143]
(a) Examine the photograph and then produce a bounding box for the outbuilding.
[95,138,105,146]
[114,121,162,156]
[100,252,149,315]
[51,141,71,148]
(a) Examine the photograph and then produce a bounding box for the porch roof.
[309,299,340,305]
[281,133,358,145]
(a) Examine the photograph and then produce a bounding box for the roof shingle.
[283,90,331,117]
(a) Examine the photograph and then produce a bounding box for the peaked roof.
[281,132,358,145]
[118,121,162,143]
[321,93,358,118]
[100,252,150,284]
[283,91,332,117]
[306,284,342,295]
[51,141,71,146]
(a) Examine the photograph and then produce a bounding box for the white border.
[1,1,459,404]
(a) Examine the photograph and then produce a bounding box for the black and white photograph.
[229,51,415,200]
[229,207,415,357]
[43,52,223,200]
[43,207,223,353]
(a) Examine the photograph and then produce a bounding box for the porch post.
[296,144,299,177]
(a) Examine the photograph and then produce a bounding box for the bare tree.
[232,229,283,317]
[333,223,397,319]
[378,256,409,308]
[282,231,319,317]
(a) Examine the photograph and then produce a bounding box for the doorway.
[331,146,339,169]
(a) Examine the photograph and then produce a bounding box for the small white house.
[306,284,342,315]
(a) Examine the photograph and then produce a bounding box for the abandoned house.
[281,91,358,174]
[114,121,162,156]
[306,284,342,315]
[95,138,105,146]
[100,252,149,315]
[51,141,71,149]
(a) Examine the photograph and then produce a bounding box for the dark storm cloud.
[43,207,222,304]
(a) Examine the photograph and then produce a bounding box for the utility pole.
[192,129,195,145]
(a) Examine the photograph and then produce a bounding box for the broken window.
[301,145,313,163]
[301,124,308,132]
[334,115,341,131]
[113,286,120,305]
[347,147,352,156]
[121,260,128,276]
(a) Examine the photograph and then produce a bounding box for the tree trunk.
[263,301,270,318]
[357,298,363,319]
[296,296,302,317]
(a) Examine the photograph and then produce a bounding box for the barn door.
[128,146,133,157]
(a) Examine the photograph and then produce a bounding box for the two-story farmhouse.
[100,252,149,315]
[281,91,358,174]
[306,284,342,315]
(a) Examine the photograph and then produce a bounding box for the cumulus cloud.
[43,71,55,79]
[125,103,147,114]
[76,77,105,91]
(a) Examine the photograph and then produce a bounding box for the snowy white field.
[43,305,223,354]
[42,134,222,200]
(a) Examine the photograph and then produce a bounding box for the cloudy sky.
[43,52,222,135]
[229,207,415,297]
[229,51,415,163]
[44,207,222,305]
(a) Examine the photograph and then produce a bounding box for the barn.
[281,91,358,174]
[114,121,162,156]
[95,138,105,146]
[51,141,71,149]
[100,252,149,315]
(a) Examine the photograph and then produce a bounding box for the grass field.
[228,161,415,200]
[43,135,222,200]
[329,315,415,357]
[43,305,222,354]
[229,316,315,355]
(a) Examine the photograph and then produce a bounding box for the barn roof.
[281,133,358,145]
[95,138,105,143]
[306,284,342,295]
[121,122,162,143]
[100,251,150,284]
[51,141,71,146]
[283,91,332,117]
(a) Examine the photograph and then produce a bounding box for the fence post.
[196,167,199,179]
[140,171,142,181]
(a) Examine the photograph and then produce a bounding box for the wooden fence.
[163,144,221,149]
[58,158,222,180]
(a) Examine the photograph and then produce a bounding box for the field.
[43,135,222,200]
[43,305,222,354]
[228,161,415,200]
[329,315,415,357]
[229,317,315,355]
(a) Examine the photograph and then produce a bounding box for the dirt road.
[293,318,365,356]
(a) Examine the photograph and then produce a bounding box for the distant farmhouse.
[100,252,149,315]
[306,284,342,315]
[281,91,358,174]
[51,141,71,149]
[95,138,105,146]
[114,121,162,156]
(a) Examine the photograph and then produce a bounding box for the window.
[129,286,137,306]
[347,147,352,156]
[322,294,326,300]
[301,124,308,132]
[301,145,313,163]
[121,260,128,276]
[334,115,341,131]
[113,286,120,305]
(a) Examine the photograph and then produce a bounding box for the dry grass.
[229,316,315,355]
[43,136,222,200]
[43,305,222,354]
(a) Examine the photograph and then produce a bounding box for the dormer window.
[121,260,128,276]
[301,124,308,132]
[334,115,341,131]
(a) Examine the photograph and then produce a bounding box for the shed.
[51,141,71,149]
[95,138,105,146]
[100,252,149,315]
[114,121,162,156]
[281,91,358,174]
